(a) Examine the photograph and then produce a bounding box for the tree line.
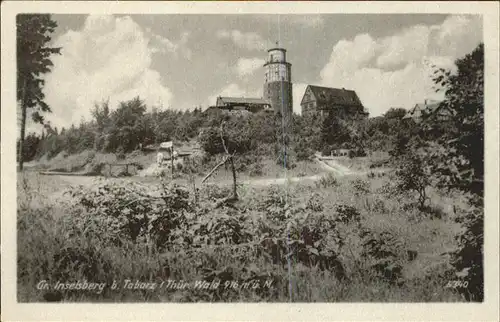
[19,98,416,165]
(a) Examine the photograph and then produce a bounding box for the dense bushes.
[19,174,463,302]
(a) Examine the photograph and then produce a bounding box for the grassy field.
[16,154,472,302]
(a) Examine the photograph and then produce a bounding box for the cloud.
[206,83,262,107]
[216,29,267,51]
[376,25,431,69]
[149,30,192,60]
[286,15,325,28]
[321,34,379,78]
[42,15,174,128]
[235,57,265,77]
[319,15,482,116]
[257,15,324,29]
[430,15,483,58]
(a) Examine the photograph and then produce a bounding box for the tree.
[17,14,61,170]
[425,43,484,301]
[91,100,111,150]
[198,114,254,156]
[320,111,350,149]
[107,97,147,153]
[428,43,484,196]
[201,122,239,202]
[395,151,431,209]
[292,114,320,160]
[384,107,407,120]
[16,132,41,162]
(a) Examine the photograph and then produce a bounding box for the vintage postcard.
[1,1,499,321]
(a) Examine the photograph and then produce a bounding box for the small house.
[403,100,451,123]
[214,96,273,113]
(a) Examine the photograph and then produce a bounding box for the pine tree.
[17,14,61,170]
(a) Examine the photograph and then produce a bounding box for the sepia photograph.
[1,1,499,321]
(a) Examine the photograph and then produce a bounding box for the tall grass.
[17,172,465,302]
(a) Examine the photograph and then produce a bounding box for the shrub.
[335,204,361,224]
[321,146,332,157]
[248,162,264,177]
[84,161,106,176]
[306,193,323,212]
[395,153,431,209]
[449,201,484,301]
[355,148,367,157]
[294,138,314,161]
[376,181,399,196]
[316,173,339,188]
[360,230,405,285]
[203,184,232,201]
[351,178,370,196]
[68,181,193,249]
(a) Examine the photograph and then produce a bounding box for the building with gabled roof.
[403,99,450,123]
[210,96,273,113]
[300,85,368,118]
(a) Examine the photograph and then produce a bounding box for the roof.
[305,85,364,107]
[267,47,286,52]
[403,100,443,120]
[216,97,270,106]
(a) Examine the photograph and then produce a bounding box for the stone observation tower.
[263,42,293,117]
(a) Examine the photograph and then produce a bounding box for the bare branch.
[201,155,231,184]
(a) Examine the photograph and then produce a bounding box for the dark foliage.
[393,44,485,301]
[17,14,61,170]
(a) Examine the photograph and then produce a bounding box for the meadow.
[17,157,470,302]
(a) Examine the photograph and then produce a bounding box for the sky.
[33,13,482,129]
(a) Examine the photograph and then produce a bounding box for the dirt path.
[55,174,102,188]
[314,157,354,176]
[240,174,322,187]
[206,158,361,187]
[42,157,366,198]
